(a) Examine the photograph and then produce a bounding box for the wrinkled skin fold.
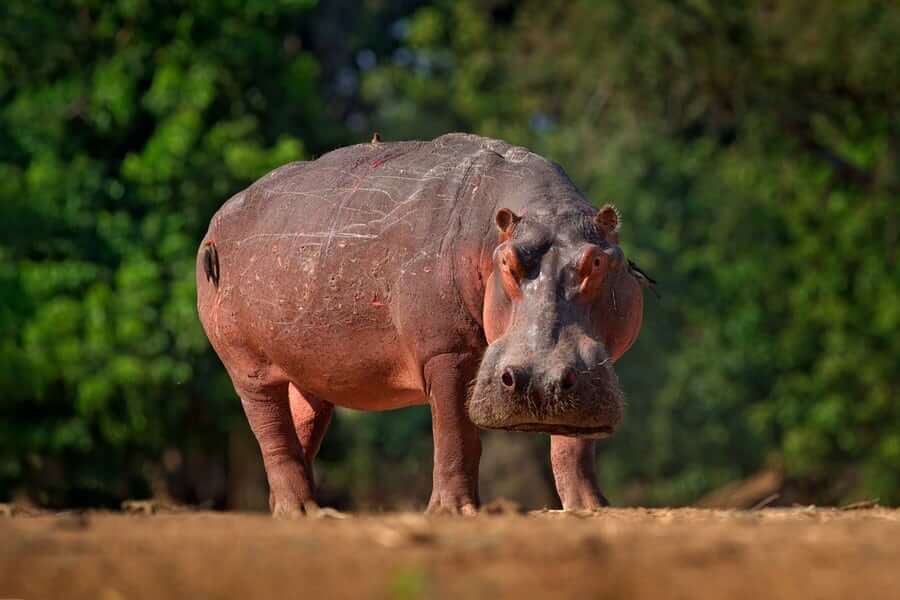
[197,133,646,516]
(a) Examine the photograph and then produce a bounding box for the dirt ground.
[2,506,899,600]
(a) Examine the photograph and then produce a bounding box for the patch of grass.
[387,565,429,600]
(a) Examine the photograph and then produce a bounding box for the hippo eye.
[576,247,608,294]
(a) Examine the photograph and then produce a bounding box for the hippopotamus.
[196,133,649,516]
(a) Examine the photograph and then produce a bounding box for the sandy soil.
[2,507,899,599]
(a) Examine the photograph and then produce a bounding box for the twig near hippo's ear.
[627,259,660,299]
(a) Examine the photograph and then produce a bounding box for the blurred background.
[1,0,898,511]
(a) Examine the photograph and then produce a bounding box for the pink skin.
[197,134,645,516]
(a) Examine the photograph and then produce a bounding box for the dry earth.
[2,507,899,599]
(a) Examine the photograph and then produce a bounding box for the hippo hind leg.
[235,377,318,517]
[288,384,334,491]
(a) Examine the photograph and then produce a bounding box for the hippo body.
[197,133,645,515]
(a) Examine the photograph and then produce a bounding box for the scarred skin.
[196,133,645,516]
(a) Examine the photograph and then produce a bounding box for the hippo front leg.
[550,436,610,510]
[424,353,482,515]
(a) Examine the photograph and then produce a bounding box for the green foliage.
[318,407,434,509]
[0,0,329,505]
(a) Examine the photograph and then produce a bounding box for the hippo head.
[468,204,644,438]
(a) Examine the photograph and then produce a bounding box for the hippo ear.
[595,204,620,236]
[495,208,522,237]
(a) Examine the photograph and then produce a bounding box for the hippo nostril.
[500,366,530,392]
[560,368,577,391]
[500,368,516,390]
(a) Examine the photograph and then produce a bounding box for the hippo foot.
[558,488,610,511]
[425,491,479,516]
[271,498,321,519]
[554,467,609,510]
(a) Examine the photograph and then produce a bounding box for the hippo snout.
[468,347,624,438]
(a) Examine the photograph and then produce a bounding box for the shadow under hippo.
[197,133,652,516]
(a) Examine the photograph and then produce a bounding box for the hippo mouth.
[483,423,615,438]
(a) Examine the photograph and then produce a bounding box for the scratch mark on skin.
[322,171,368,265]
[363,188,431,229]
[399,249,433,275]
[274,187,400,201]
[233,232,378,244]
[377,205,446,233]
[246,296,282,309]
[337,206,389,217]
[369,174,448,183]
